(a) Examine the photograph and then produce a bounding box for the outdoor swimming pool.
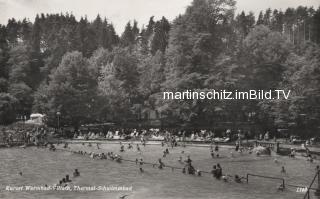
[0,143,318,199]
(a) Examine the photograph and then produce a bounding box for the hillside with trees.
[0,0,319,137]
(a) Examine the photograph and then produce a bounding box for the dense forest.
[0,0,319,136]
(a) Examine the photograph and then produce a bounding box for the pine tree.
[257,11,264,25]
[0,25,9,79]
[151,17,170,54]
[263,8,272,26]
[121,22,135,46]
[29,14,42,89]
[132,20,140,39]
[6,18,19,46]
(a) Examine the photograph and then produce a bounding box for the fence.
[303,170,320,199]
[246,173,285,188]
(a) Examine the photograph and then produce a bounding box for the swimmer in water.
[211,165,217,178]
[211,150,215,158]
[215,145,219,152]
[73,169,80,177]
[196,169,202,176]
[216,164,222,179]
[234,175,242,183]
[158,158,165,169]
[185,155,192,165]
[278,183,285,191]
[139,158,144,172]
[65,175,72,182]
[222,175,230,182]
[120,145,125,152]
[137,144,140,152]
[165,148,169,154]
[163,150,167,158]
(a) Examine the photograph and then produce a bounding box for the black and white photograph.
[0,0,320,198]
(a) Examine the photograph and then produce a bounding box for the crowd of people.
[44,138,257,186]
[0,124,52,147]
[6,129,319,195]
[73,128,239,143]
[2,124,320,195]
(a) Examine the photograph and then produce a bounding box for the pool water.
[0,143,319,199]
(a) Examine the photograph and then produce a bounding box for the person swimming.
[139,158,144,172]
[73,169,80,177]
[216,164,222,179]
[211,165,217,178]
[65,175,72,182]
[215,145,219,152]
[100,153,107,159]
[163,150,167,158]
[222,176,227,182]
[137,144,141,152]
[211,150,214,158]
[158,158,165,169]
[120,145,125,152]
[196,169,202,176]
[165,148,169,154]
[188,164,196,175]
[115,155,122,163]
[234,175,242,183]
[185,156,192,165]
